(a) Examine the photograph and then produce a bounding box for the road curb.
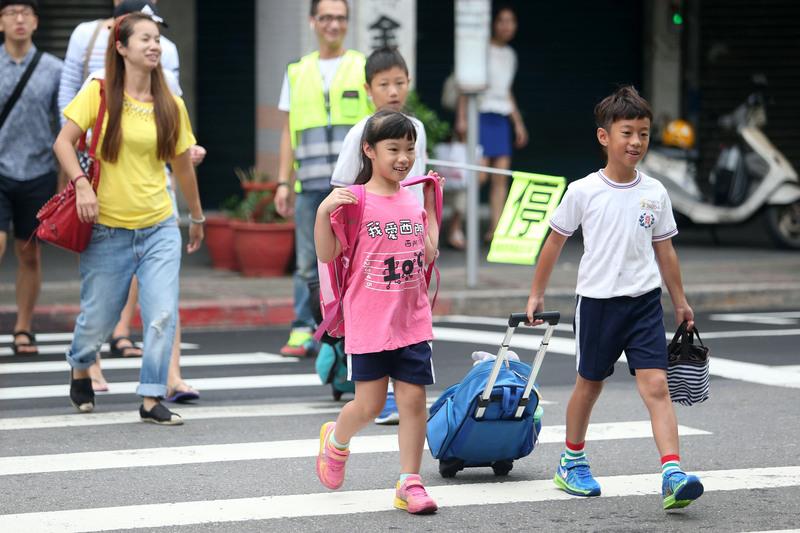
[1,284,797,333]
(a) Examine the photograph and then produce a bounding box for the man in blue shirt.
[0,0,63,355]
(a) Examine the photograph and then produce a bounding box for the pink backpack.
[314,175,443,341]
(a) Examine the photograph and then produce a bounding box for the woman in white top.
[456,4,528,242]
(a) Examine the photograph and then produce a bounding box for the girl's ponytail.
[354,109,417,185]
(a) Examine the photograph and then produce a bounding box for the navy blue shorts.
[574,288,667,381]
[347,341,435,385]
[479,112,512,158]
[0,171,57,240]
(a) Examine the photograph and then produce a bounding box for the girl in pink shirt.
[313,110,443,514]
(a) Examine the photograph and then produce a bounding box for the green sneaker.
[280,328,315,357]
[662,471,704,510]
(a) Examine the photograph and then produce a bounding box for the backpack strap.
[401,175,443,309]
[0,50,43,132]
[314,184,366,340]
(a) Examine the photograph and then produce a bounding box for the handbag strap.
[77,79,107,189]
[0,49,43,131]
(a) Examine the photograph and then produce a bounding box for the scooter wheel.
[439,458,464,478]
[492,460,513,476]
[765,202,800,249]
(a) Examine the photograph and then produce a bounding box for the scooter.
[640,78,800,249]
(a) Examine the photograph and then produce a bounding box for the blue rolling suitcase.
[426,311,560,478]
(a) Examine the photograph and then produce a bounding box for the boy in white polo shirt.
[525,86,703,510]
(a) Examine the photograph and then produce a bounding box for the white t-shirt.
[330,114,427,205]
[478,44,517,116]
[277,56,344,112]
[549,169,678,299]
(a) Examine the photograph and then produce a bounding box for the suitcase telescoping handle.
[476,311,561,420]
[508,312,560,327]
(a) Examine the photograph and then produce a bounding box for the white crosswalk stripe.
[0,320,795,531]
[1,467,798,532]
[0,421,710,476]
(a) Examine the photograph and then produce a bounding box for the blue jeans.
[66,216,181,398]
[292,190,329,329]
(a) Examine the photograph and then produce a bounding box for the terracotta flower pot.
[241,182,278,193]
[204,216,239,271]
[230,220,295,277]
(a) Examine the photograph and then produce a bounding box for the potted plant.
[204,195,240,271]
[229,167,295,277]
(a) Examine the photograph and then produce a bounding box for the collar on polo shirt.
[597,168,641,189]
[0,43,37,66]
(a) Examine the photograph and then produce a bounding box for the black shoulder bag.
[0,49,43,131]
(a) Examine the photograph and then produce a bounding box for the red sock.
[564,440,586,461]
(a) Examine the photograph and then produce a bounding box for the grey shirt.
[0,44,62,181]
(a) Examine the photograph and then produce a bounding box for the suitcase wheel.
[491,460,513,476]
[439,458,464,478]
[332,387,342,401]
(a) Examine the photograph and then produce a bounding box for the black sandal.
[109,336,143,358]
[12,330,38,356]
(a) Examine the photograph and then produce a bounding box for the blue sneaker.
[662,471,704,509]
[553,453,601,496]
[374,391,400,425]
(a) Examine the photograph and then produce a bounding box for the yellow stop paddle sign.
[487,171,566,265]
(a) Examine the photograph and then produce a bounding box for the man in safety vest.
[275,0,371,357]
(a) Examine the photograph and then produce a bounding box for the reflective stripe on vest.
[287,50,372,189]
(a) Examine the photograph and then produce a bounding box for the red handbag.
[36,80,106,253]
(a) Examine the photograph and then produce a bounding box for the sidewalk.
[1,224,798,332]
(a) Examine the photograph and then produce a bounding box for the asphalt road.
[1,310,799,532]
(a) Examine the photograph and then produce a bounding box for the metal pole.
[466,93,479,288]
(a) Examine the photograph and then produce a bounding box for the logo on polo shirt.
[639,211,656,228]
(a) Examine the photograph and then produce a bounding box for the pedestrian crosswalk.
[1,317,799,531]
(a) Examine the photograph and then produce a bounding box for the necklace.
[123,97,154,120]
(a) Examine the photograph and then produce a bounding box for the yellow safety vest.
[287,50,372,192]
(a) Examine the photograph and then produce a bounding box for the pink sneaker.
[316,422,349,490]
[394,474,438,514]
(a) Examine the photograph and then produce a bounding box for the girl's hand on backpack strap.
[424,171,444,212]
[321,188,359,215]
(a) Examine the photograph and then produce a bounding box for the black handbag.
[667,321,710,406]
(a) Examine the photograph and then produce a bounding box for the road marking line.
[433,326,576,355]
[0,398,555,431]
[436,315,575,332]
[436,318,800,340]
[0,342,198,357]
[0,421,708,476]
[0,353,297,374]
[0,374,322,401]
[710,312,800,326]
[689,328,800,340]
[435,326,800,389]
[0,465,792,531]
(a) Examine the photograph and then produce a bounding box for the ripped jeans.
[66,216,181,398]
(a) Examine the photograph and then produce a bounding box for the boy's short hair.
[365,47,409,85]
[594,86,653,130]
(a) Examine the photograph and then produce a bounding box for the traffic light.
[669,0,684,32]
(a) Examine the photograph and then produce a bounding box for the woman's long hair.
[102,13,180,163]
[355,110,417,185]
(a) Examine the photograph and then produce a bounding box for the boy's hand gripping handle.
[509,311,560,327]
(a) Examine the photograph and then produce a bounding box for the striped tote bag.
[667,322,710,406]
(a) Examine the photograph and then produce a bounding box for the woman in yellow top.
[53,12,204,425]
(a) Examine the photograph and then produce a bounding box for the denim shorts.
[574,288,667,381]
[347,341,435,385]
